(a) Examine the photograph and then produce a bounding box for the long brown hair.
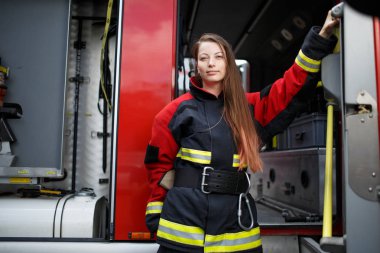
[192,33,262,172]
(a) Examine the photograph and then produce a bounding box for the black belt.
[173,166,250,195]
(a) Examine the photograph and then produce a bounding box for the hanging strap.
[100,0,114,109]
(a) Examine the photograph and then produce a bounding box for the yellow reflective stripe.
[206,227,260,242]
[233,154,247,168]
[298,50,320,65]
[205,227,261,253]
[158,218,205,247]
[232,154,240,167]
[159,218,204,234]
[295,50,321,73]
[205,239,262,253]
[181,148,211,156]
[146,201,163,215]
[157,230,204,247]
[177,147,211,164]
[147,201,163,207]
[180,156,211,164]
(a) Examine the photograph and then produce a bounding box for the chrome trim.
[201,166,214,194]
[109,0,124,240]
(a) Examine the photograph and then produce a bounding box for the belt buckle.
[201,166,214,194]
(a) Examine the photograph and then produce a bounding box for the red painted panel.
[114,0,177,240]
[373,17,380,150]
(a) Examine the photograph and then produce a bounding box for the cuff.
[145,201,163,232]
[301,26,338,60]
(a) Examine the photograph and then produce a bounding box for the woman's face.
[197,41,226,87]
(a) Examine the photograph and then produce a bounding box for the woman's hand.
[319,10,340,39]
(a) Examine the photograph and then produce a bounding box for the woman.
[144,11,339,253]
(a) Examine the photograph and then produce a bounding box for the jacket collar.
[189,76,223,101]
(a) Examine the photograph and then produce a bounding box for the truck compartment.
[0,0,343,249]
[0,0,117,240]
[177,0,339,236]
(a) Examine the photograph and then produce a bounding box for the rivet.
[368,187,373,192]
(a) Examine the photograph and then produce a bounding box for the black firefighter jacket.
[144,26,337,253]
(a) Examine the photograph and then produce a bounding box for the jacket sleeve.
[246,26,338,142]
[144,97,188,233]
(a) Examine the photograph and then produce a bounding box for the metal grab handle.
[331,2,344,18]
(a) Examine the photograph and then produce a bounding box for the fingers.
[319,11,340,39]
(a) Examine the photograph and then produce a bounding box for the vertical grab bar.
[322,1,343,239]
[322,104,334,238]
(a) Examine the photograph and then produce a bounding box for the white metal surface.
[45,0,114,198]
[0,194,106,238]
[0,236,303,253]
[0,241,159,253]
[55,194,107,238]
[0,196,59,237]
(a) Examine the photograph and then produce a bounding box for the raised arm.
[246,12,339,142]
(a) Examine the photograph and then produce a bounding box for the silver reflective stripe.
[295,50,321,73]
[158,225,204,241]
[204,227,261,252]
[157,218,205,246]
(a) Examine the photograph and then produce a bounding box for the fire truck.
[0,0,378,252]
